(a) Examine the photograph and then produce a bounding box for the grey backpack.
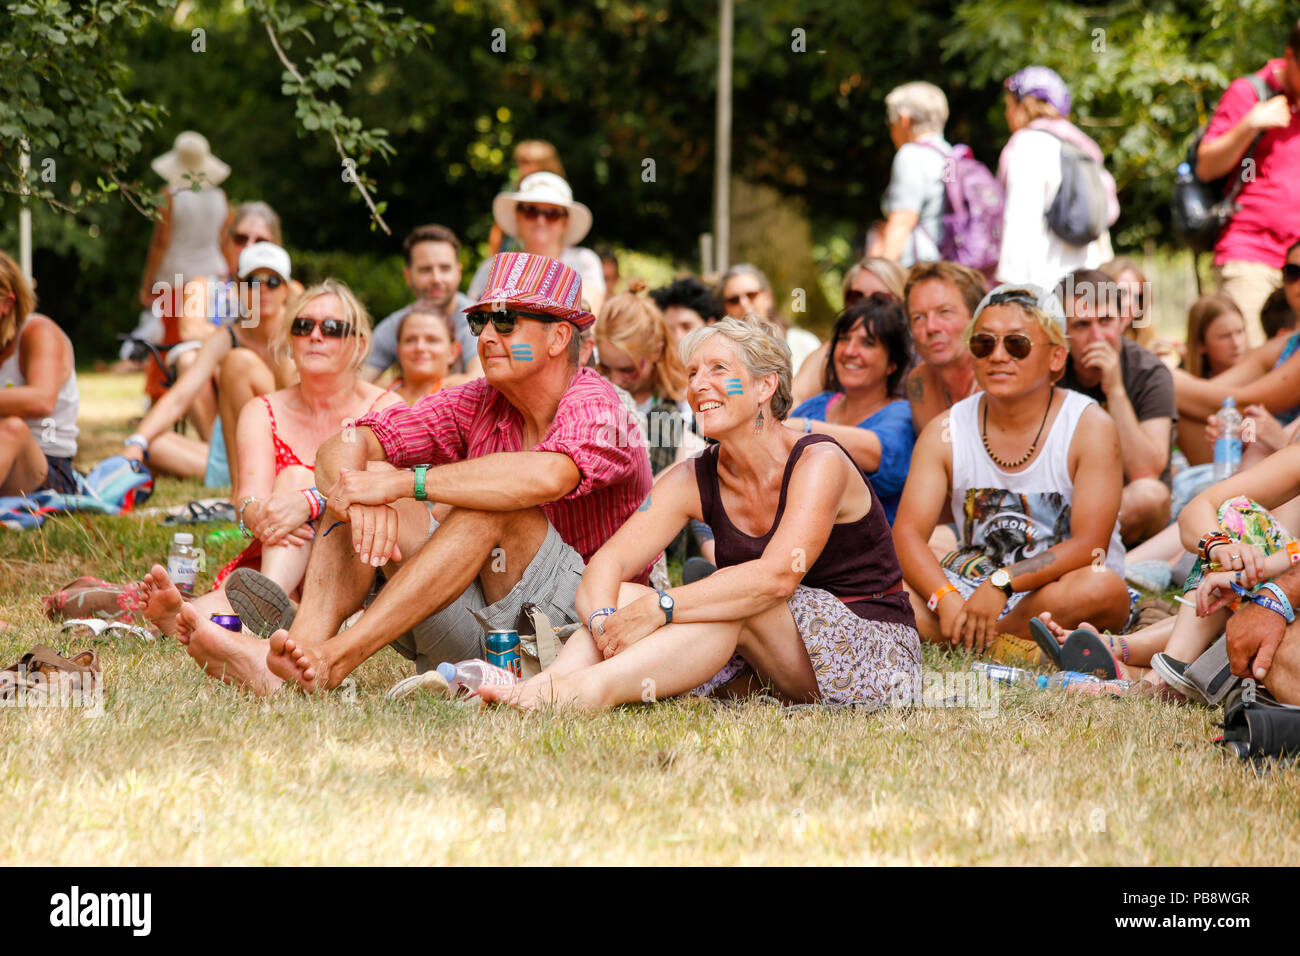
[1043,135,1109,247]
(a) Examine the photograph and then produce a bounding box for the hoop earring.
[754,407,765,433]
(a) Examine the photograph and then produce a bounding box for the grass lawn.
[0,373,1297,866]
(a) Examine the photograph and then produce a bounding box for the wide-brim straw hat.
[467,252,595,331]
[492,171,593,247]
[151,131,230,187]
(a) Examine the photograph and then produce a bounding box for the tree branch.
[259,10,391,235]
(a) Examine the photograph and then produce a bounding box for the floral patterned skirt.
[1182,495,1294,593]
[690,585,922,707]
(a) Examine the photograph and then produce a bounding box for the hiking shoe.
[1150,652,1204,704]
[224,568,295,637]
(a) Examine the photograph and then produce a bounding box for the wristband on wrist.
[237,496,258,538]
[125,433,150,458]
[413,464,429,501]
[803,418,813,434]
[927,583,958,612]
[1257,582,1296,624]
[587,607,616,634]
[300,488,325,521]
[1199,532,1231,563]
[1288,540,1300,566]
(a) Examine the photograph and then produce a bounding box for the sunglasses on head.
[290,316,354,338]
[466,308,562,337]
[248,275,284,290]
[969,332,1036,360]
[1284,264,1300,284]
[517,203,568,223]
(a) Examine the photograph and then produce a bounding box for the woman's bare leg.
[257,464,316,595]
[147,431,209,479]
[217,348,275,481]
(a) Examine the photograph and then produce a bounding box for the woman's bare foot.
[177,604,283,695]
[140,565,184,637]
[1036,611,1102,644]
[266,629,333,693]
[478,673,583,711]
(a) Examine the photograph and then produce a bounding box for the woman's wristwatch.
[989,568,1014,598]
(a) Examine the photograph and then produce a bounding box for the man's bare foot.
[1036,611,1100,644]
[177,604,283,695]
[266,629,333,693]
[478,672,587,711]
[140,565,184,638]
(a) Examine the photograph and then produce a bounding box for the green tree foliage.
[2,0,1295,356]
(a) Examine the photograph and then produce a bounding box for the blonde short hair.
[679,315,793,420]
[885,82,950,135]
[274,278,373,370]
[843,257,907,302]
[0,250,35,351]
[596,281,687,402]
[967,285,1067,348]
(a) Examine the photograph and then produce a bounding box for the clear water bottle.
[436,659,519,695]
[969,661,1038,686]
[166,532,204,596]
[1043,670,1102,690]
[1213,396,1243,482]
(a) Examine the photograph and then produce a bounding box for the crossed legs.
[480,582,818,711]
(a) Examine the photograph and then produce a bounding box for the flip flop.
[386,669,452,701]
[1028,617,1063,668]
[59,619,156,643]
[1060,629,1119,680]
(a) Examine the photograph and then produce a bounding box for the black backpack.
[1171,74,1271,253]
[1041,134,1110,247]
[1219,679,1300,761]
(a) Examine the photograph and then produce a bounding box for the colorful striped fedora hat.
[468,252,595,330]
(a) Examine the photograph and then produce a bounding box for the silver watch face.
[660,594,673,609]
[991,570,1010,588]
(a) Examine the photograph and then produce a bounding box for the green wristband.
[413,464,428,501]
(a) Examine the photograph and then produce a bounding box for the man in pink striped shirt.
[176,253,651,693]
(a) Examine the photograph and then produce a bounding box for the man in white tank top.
[0,253,80,496]
[893,284,1130,650]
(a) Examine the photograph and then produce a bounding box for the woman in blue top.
[787,293,915,523]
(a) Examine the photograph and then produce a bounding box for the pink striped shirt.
[356,367,652,566]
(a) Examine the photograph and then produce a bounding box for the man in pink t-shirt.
[1198,20,1300,346]
[176,253,652,694]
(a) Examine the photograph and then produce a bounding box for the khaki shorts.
[389,515,585,674]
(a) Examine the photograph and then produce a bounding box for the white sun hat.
[492,171,593,247]
[151,131,231,188]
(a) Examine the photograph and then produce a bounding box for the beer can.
[210,613,243,633]
[486,629,522,678]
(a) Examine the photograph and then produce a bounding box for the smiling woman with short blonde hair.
[481,317,922,713]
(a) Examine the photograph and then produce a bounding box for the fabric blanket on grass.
[0,456,153,530]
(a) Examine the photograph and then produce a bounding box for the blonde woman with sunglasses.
[135,280,399,656]
[893,284,1130,652]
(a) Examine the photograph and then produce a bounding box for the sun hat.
[468,252,595,330]
[237,242,292,282]
[151,131,231,187]
[1004,66,1072,118]
[492,172,594,247]
[973,283,1066,335]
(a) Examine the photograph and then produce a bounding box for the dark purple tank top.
[694,434,915,626]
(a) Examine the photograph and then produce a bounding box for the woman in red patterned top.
[136,280,399,641]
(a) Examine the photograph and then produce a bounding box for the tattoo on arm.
[907,372,923,405]
[1009,551,1057,579]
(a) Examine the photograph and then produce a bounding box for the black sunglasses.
[466,309,561,337]
[249,275,284,290]
[969,332,1035,360]
[290,316,354,338]
[1284,264,1300,284]
[518,203,568,223]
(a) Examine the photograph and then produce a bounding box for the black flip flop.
[1060,629,1119,680]
[1028,618,1063,668]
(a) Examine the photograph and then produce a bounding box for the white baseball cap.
[237,241,291,281]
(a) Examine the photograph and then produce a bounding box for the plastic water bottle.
[969,662,1039,686]
[166,532,203,596]
[436,659,519,695]
[1043,670,1102,690]
[1213,397,1243,482]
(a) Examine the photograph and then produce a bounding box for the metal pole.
[19,140,32,282]
[713,0,732,275]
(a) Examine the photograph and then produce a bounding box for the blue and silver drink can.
[486,629,522,678]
